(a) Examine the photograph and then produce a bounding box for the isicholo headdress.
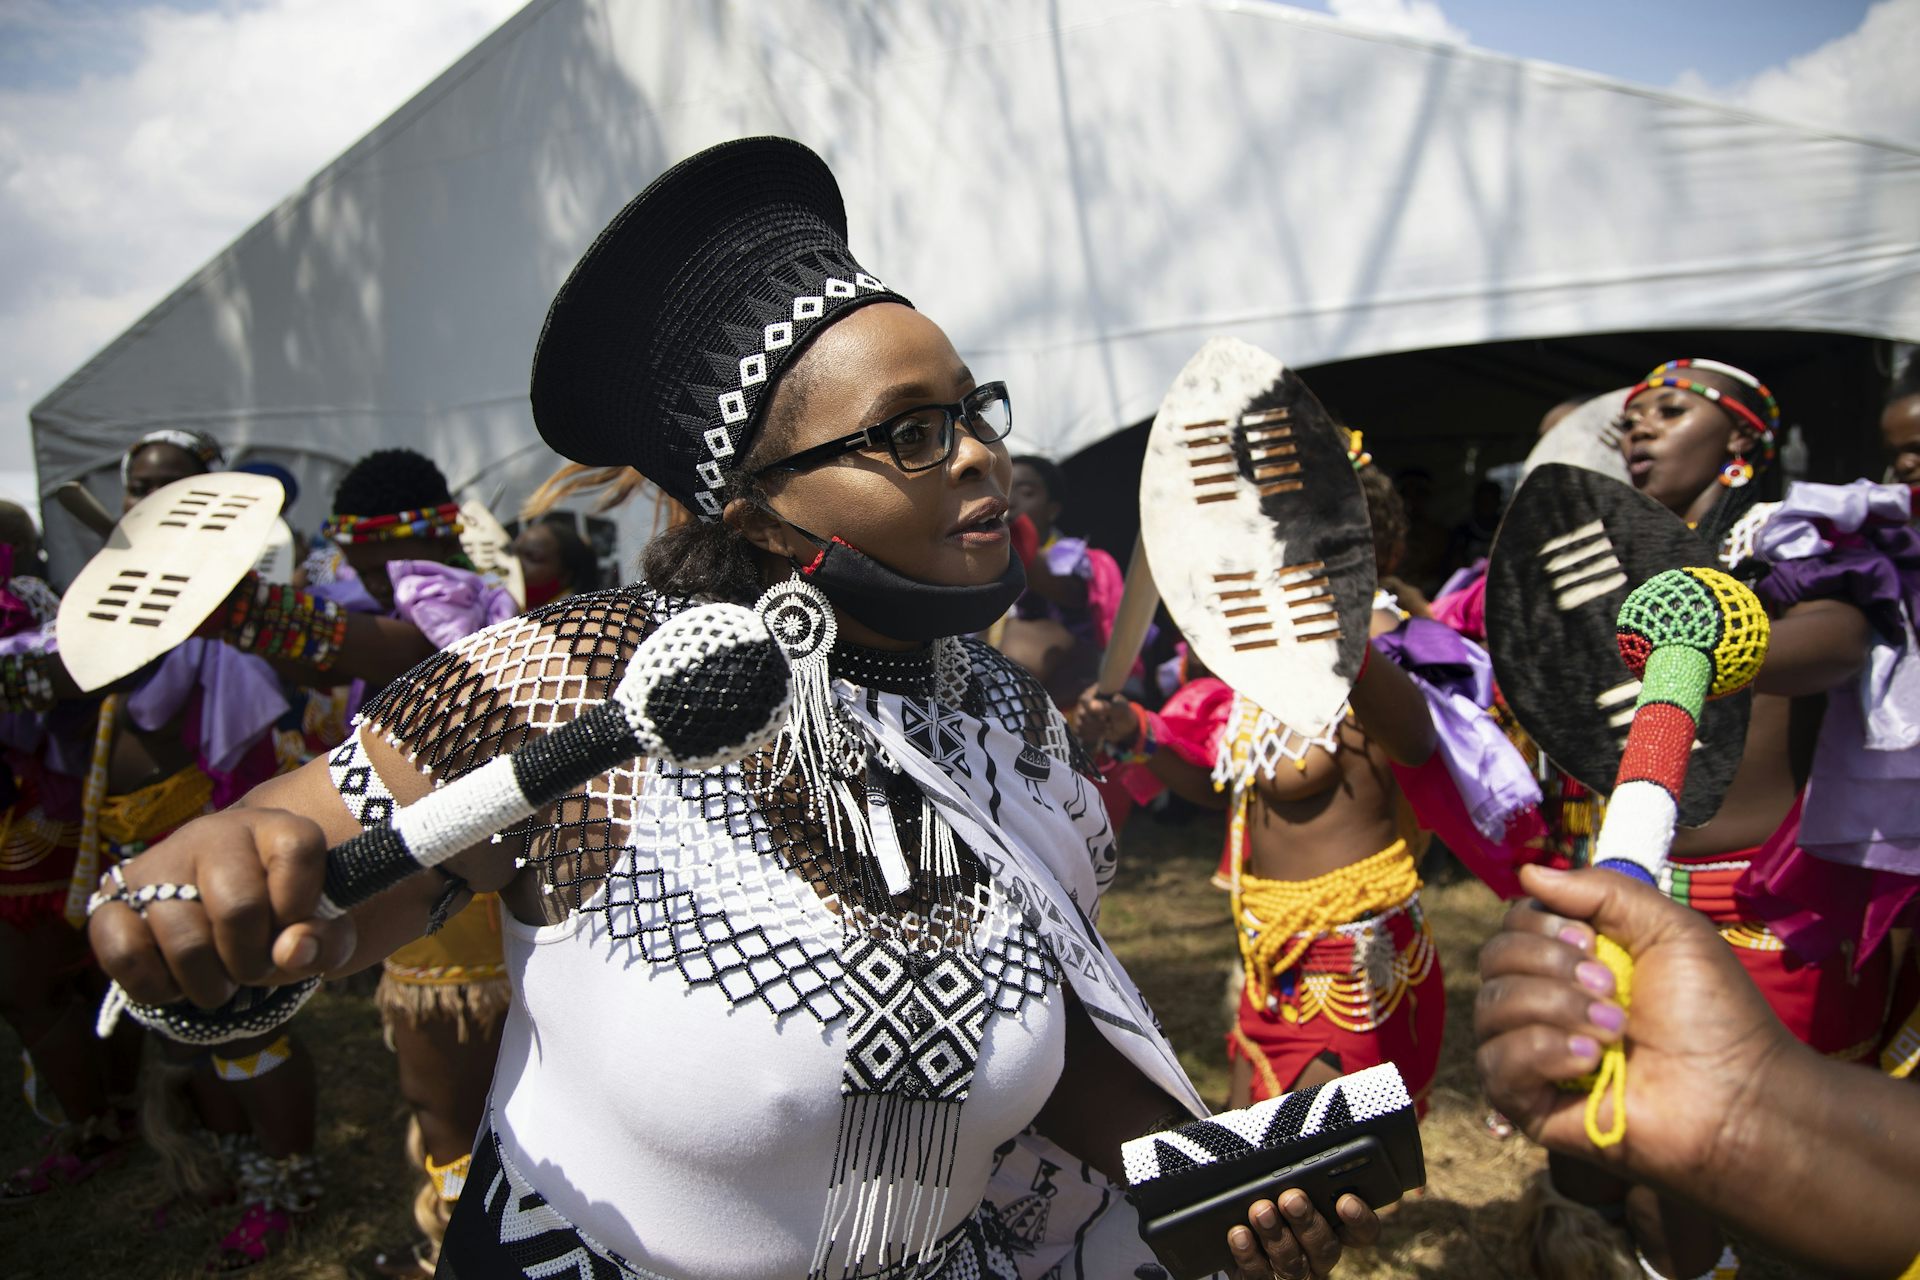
[530,137,910,521]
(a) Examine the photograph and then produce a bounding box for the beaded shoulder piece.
[1718,501,1780,569]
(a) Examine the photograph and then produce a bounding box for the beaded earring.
[1717,454,1755,489]
[754,574,870,845]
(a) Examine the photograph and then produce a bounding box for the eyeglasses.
[754,381,1012,477]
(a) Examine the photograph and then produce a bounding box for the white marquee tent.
[30,0,1920,579]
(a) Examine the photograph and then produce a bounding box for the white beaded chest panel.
[356,587,1123,1279]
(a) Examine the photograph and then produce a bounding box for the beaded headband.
[1623,359,1780,465]
[321,502,464,546]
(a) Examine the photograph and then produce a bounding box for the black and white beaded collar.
[829,639,937,696]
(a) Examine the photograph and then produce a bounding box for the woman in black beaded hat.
[87,137,1381,1279]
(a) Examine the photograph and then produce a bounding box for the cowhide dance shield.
[1522,387,1632,485]
[1486,463,1750,826]
[458,500,527,609]
[58,471,286,692]
[1140,338,1374,734]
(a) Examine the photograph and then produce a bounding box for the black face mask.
[775,517,1026,643]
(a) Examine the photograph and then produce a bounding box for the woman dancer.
[0,509,137,1199]
[1536,359,1914,1280]
[2,430,317,1269]
[87,138,1381,1280]
[1078,455,1454,1113]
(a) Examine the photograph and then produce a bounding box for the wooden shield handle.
[1097,535,1160,696]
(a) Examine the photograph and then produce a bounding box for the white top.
[356,593,1199,1279]
[491,808,1066,1279]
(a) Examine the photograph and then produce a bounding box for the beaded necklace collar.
[828,638,936,695]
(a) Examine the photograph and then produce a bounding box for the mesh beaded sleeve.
[357,586,668,917]
[355,586,1086,1003]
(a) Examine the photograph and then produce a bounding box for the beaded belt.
[1661,852,1783,951]
[96,765,214,848]
[1244,896,1435,1032]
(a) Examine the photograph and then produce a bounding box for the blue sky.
[1,0,1915,491]
[1292,0,1873,88]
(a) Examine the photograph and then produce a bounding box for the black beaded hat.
[530,137,910,520]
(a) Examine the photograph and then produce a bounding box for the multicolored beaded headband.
[1624,359,1780,465]
[320,502,464,546]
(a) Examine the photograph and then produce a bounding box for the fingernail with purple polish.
[1588,1001,1626,1034]
[1569,1034,1601,1062]
[1576,961,1615,996]
[1558,925,1592,951]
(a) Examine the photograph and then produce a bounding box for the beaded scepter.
[98,601,793,1045]
[1564,566,1770,1146]
[1591,566,1771,885]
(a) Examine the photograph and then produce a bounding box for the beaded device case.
[1140,338,1374,736]
[58,471,284,691]
[1122,1063,1423,1280]
[1486,464,1750,827]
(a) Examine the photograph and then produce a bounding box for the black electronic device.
[1123,1063,1424,1280]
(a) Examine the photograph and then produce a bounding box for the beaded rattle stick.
[99,602,794,1046]
[1563,566,1771,1146]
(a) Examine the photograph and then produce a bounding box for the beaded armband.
[327,734,398,829]
[327,733,467,934]
[0,650,57,713]
[221,577,348,670]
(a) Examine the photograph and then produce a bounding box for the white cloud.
[0,0,523,499]
[1672,0,1920,147]
[1324,0,1467,45]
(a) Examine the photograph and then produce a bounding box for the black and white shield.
[1140,338,1374,734]
[1486,464,1750,826]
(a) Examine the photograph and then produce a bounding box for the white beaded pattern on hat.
[693,273,892,518]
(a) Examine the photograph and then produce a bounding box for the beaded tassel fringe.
[810,1095,963,1279]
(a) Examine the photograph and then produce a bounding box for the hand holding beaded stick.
[1561,566,1771,1146]
[99,602,794,1046]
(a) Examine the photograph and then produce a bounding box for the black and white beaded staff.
[99,602,793,1045]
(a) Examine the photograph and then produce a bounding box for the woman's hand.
[1072,687,1137,752]
[87,808,357,1010]
[1225,1191,1381,1278]
[1473,864,1786,1185]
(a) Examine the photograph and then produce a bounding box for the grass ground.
[1,812,1811,1278]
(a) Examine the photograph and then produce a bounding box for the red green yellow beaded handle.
[1561,566,1771,1146]
[1592,566,1771,885]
